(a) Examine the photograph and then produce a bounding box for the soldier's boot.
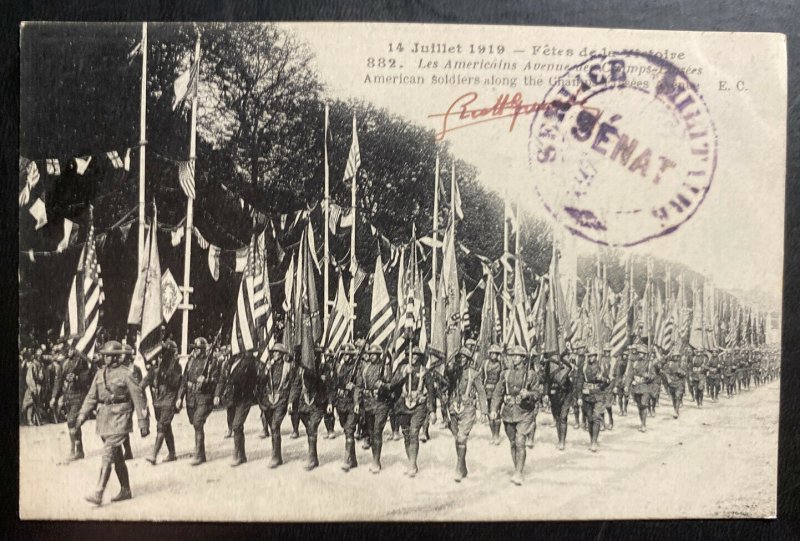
[85,458,113,506]
[490,420,500,445]
[420,418,430,443]
[362,422,372,449]
[66,431,77,461]
[231,431,247,467]
[341,437,355,472]
[324,413,335,439]
[511,444,525,485]
[269,432,283,468]
[527,423,536,448]
[672,397,680,419]
[638,408,648,433]
[224,427,233,439]
[572,407,580,429]
[557,422,567,451]
[259,413,269,439]
[110,452,132,502]
[370,437,382,474]
[290,410,301,439]
[191,429,206,466]
[606,408,614,430]
[146,432,165,465]
[74,437,85,461]
[163,427,177,462]
[304,436,319,471]
[402,433,412,475]
[590,422,600,452]
[122,435,133,460]
[457,442,469,482]
[407,439,419,478]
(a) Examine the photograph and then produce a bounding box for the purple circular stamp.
[528,51,717,247]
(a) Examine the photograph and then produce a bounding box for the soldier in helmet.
[490,345,542,485]
[289,346,331,471]
[354,344,393,473]
[330,343,361,472]
[543,349,575,450]
[600,345,615,430]
[623,344,656,432]
[444,347,488,482]
[142,339,182,465]
[613,349,630,416]
[661,351,687,418]
[575,346,612,452]
[706,348,723,402]
[481,344,504,445]
[723,349,736,398]
[176,337,220,466]
[50,345,95,461]
[688,350,708,407]
[387,346,436,477]
[76,340,150,505]
[319,348,337,439]
[255,342,296,468]
[215,349,258,467]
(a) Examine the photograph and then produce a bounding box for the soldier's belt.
[102,396,129,405]
[504,395,524,405]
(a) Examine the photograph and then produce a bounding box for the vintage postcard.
[18,21,785,521]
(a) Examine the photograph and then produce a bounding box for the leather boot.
[557,422,566,451]
[305,435,319,471]
[402,434,411,475]
[110,452,132,502]
[606,409,614,430]
[454,442,468,482]
[420,419,430,443]
[163,427,177,462]
[590,422,600,452]
[341,437,356,472]
[231,431,247,467]
[491,420,501,445]
[527,423,536,448]
[146,433,165,465]
[85,459,113,505]
[122,436,133,460]
[639,408,648,432]
[259,413,269,438]
[407,439,419,478]
[269,432,283,468]
[66,431,76,461]
[191,429,206,466]
[510,442,517,466]
[370,436,382,474]
[73,427,85,460]
[511,443,525,485]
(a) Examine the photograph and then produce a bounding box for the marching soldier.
[288,346,330,471]
[444,347,488,482]
[614,349,630,416]
[76,340,150,505]
[575,346,612,452]
[255,343,296,468]
[600,345,615,431]
[353,344,393,473]
[388,347,436,478]
[661,352,686,418]
[176,337,220,466]
[50,345,95,461]
[215,350,257,467]
[736,349,747,392]
[490,346,543,485]
[623,344,656,432]
[319,349,337,439]
[22,347,48,425]
[723,350,736,398]
[544,350,575,450]
[572,346,587,431]
[481,344,504,445]
[688,350,708,407]
[706,348,723,402]
[331,343,361,471]
[119,346,141,460]
[142,339,182,465]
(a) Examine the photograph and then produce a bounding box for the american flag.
[61,218,104,357]
[232,232,274,356]
[342,115,360,181]
[178,160,196,200]
[324,275,351,353]
[368,253,394,349]
[610,289,630,358]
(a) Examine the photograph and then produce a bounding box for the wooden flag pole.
[432,153,439,302]
[348,115,357,341]
[323,104,330,332]
[502,188,510,338]
[180,33,201,366]
[137,22,147,271]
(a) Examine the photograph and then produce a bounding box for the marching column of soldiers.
[20,334,779,506]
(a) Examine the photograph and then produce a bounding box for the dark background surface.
[3,0,799,538]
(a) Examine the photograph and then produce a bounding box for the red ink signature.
[429,92,597,141]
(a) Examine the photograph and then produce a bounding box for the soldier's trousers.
[365,403,390,448]
[336,405,358,438]
[324,409,335,433]
[298,406,324,437]
[447,405,477,444]
[65,398,83,440]
[290,395,301,434]
[707,378,721,399]
[503,412,536,451]
[549,389,572,424]
[396,405,427,440]
[580,398,605,427]
[186,395,214,429]
[633,392,651,412]
[260,402,288,435]
[227,402,252,438]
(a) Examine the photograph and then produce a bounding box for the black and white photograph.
[17,21,786,521]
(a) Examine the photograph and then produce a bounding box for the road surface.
[19,380,778,521]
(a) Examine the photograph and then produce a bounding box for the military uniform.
[481,345,504,445]
[77,341,149,506]
[661,354,687,418]
[723,352,736,397]
[600,347,615,430]
[22,351,47,425]
[142,340,182,465]
[51,348,94,460]
[388,348,436,477]
[331,344,361,471]
[706,351,723,402]
[319,353,337,438]
[490,346,543,485]
[613,352,630,415]
[736,351,748,392]
[623,346,656,432]
[289,350,330,470]
[444,348,488,482]
[216,351,257,467]
[544,351,575,450]
[255,343,296,468]
[177,338,220,465]
[576,348,612,452]
[353,345,393,473]
[688,352,708,407]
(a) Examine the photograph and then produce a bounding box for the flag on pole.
[298,224,322,371]
[476,272,499,367]
[18,160,40,207]
[178,160,196,200]
[172,56,199,110]
[610,262,631,357]
[452,171,464,221]
[231,236,260,355]
[252,231,274,352]
[459,283,470,333]
[343,115,360,181]
[160,269,182,324]
[544,243,568,355]
[57,218,75,252]
[324,275,351,353]
[127,209,163,362]
[441,229,462,362]
[368,253,394,349]
[510,259,533,351]
[61,216,104,357]
[29,198,48,230]
[430,274,447,360]
[207,245,221,281]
